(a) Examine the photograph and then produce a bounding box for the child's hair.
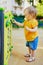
[24,6,37,18]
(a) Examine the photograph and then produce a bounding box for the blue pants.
[26,37,38,50]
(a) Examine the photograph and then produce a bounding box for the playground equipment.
[0,8,13,65]
[0,7,4,65]
[4,11,13,65]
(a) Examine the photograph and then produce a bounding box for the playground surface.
[8,28,43,65]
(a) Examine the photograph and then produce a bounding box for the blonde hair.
[24,6,37,18]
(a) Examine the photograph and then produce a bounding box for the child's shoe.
[26,56,35,62]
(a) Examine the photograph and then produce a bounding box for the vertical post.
[0,9,4,65]
[30,0,34,6]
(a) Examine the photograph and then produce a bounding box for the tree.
[36,2,43,16]
[15,0,22,5]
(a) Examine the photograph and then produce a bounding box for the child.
[14,6,38,62]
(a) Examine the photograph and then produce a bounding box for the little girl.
[13,6,38,62]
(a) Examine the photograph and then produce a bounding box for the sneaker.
[26,57,35,62]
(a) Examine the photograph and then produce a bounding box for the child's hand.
[25,26,38,32]
[10,19,16,23]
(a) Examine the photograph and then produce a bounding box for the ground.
[8,28,43,65]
